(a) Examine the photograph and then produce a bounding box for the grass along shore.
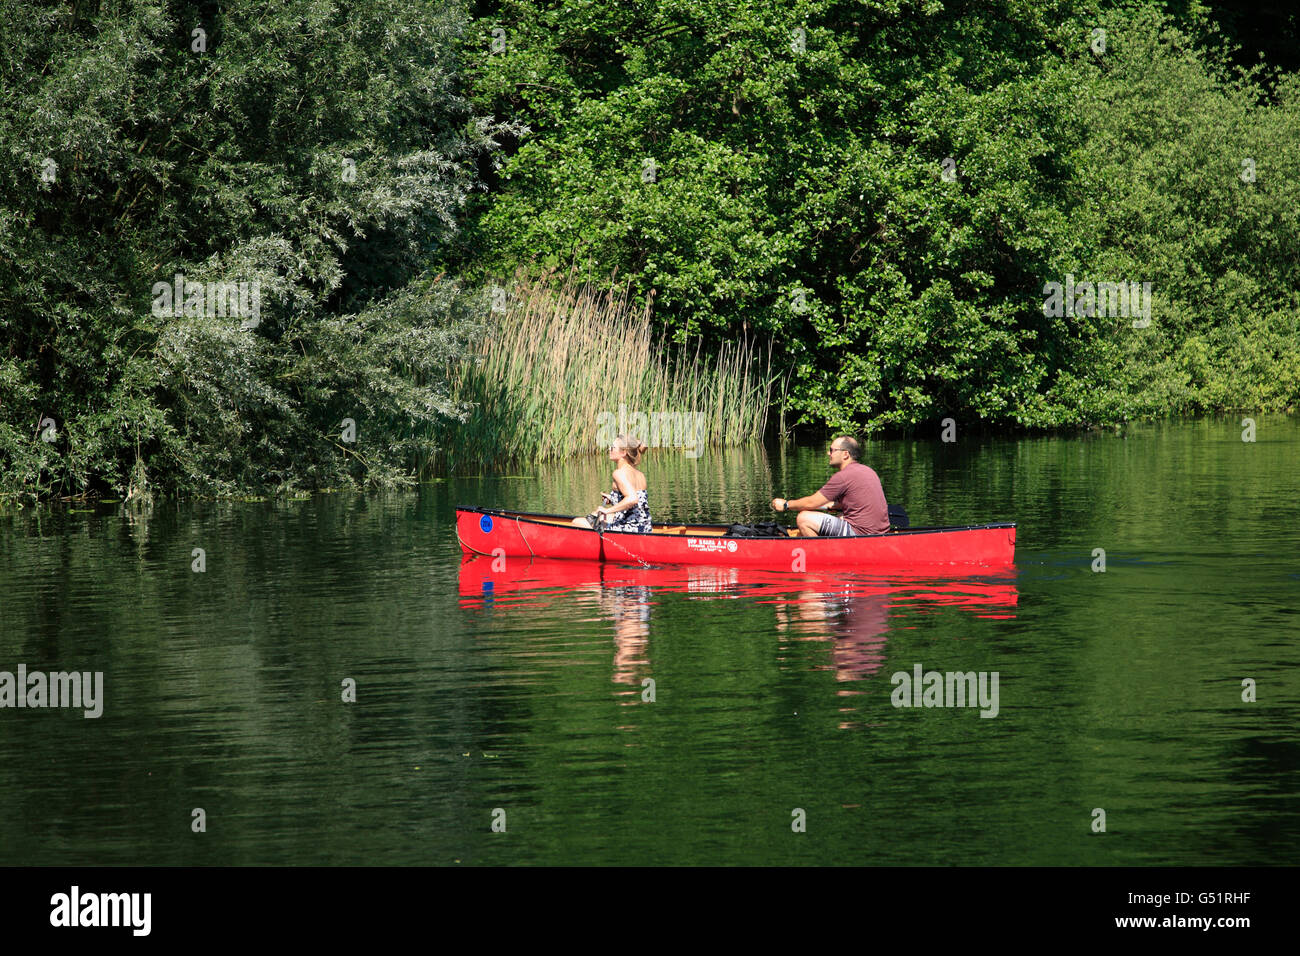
[431,271,781,474]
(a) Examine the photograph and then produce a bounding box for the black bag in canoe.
[725,521,791,537]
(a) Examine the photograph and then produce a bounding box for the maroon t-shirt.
[818,462,889,535]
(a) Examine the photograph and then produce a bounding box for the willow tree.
[0,0,518,498]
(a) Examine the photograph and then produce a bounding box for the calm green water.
[1,417,1297,865]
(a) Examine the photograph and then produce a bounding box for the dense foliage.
[1067,9,1300,418]
[1,0,515,499]
[2,0,1297,499]
[444,0,1300,432]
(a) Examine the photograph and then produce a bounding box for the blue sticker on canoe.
[480,514,493,533]
[482,581,494,592]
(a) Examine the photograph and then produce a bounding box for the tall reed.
[434,269,777,473]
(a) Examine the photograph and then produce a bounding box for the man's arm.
[771,491,831,512]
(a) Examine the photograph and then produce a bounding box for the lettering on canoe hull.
[685,538,738,553]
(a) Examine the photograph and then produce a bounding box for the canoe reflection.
[458,557,1018,685]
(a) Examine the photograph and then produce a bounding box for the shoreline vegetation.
[3,1,1299,503]
[434,269,781,475]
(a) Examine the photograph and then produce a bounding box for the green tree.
[1062,6,1300,417]
[445,0,1299,433]
[1,0,517,499]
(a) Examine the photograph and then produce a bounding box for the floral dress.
[605,486,652,533]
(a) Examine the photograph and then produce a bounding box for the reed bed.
[435,269,778,473]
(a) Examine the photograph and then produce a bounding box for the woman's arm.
[601,469,640,515]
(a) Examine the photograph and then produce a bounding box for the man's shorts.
[818,514,858,537]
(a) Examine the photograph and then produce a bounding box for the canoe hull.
[455,507,1016,569]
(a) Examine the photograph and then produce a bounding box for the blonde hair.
[614,434,649,466]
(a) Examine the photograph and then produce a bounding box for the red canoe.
[455,507,1016,569]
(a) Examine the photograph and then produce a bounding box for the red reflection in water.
[459,557,1018,687]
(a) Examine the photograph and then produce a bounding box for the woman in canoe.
[572,435,652,533]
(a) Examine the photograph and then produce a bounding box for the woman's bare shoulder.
[613,465,646,488]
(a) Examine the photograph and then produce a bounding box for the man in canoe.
[771,436,890,536]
